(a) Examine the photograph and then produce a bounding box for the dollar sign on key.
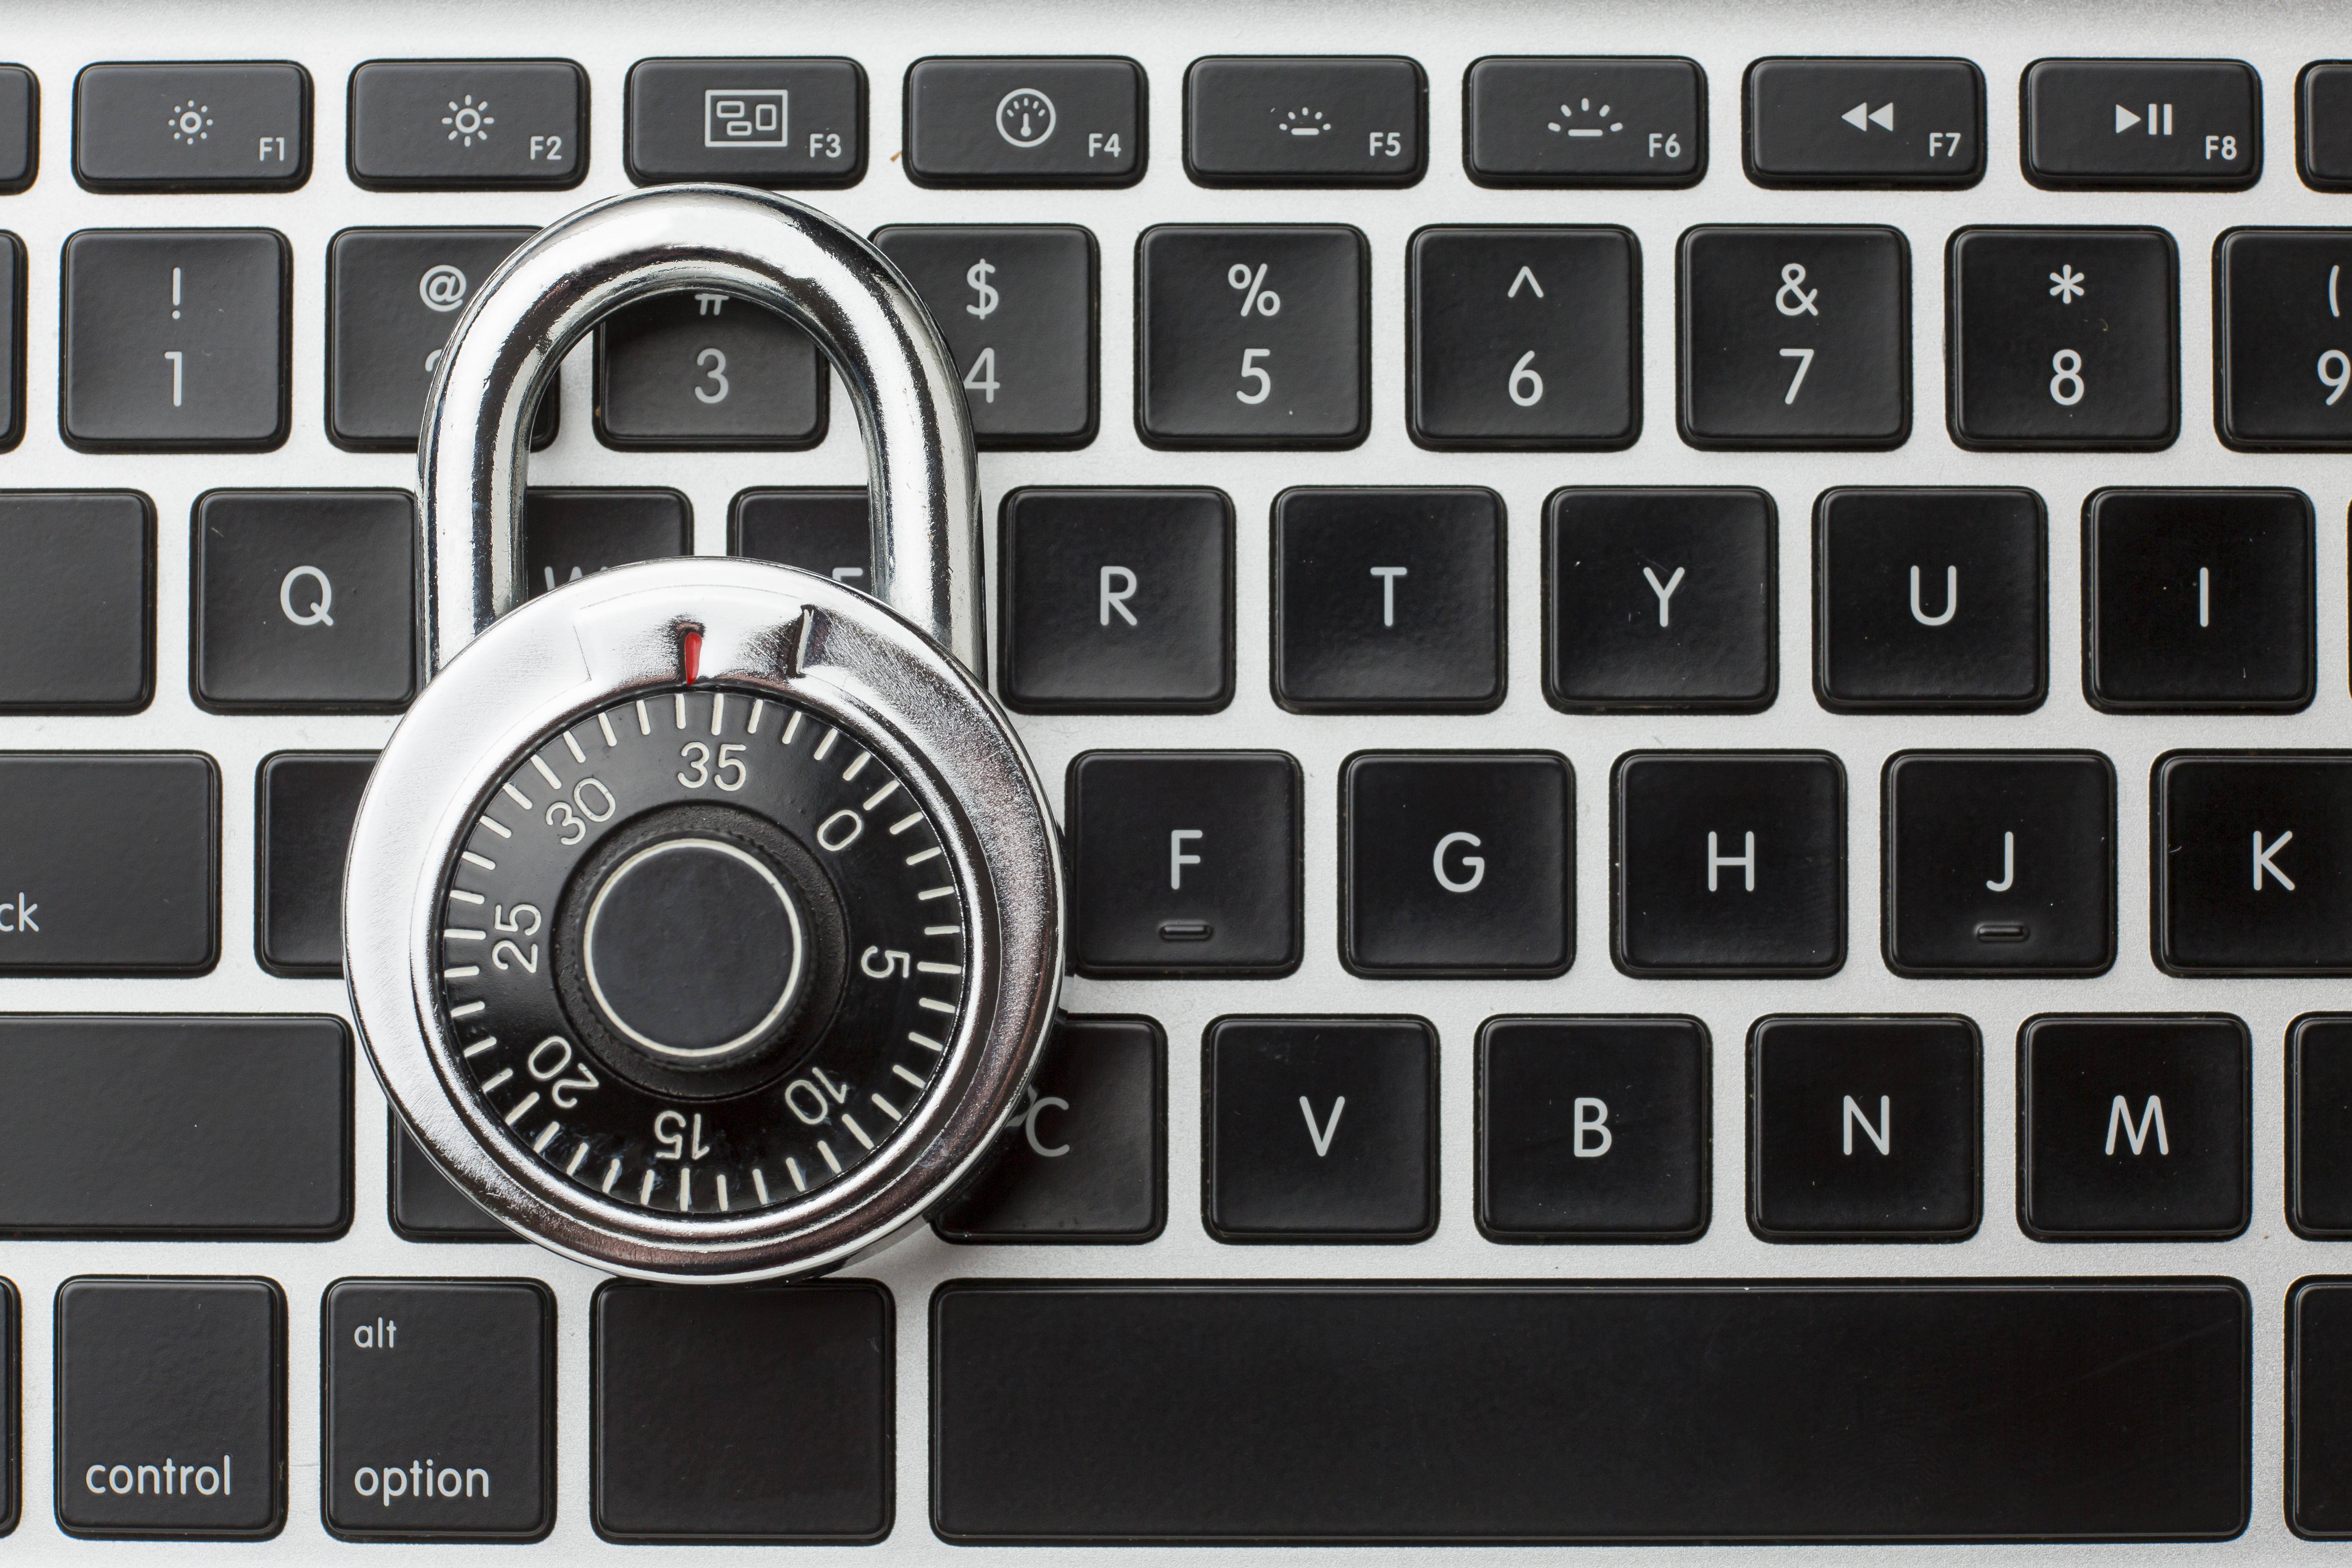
[966,259,999,319]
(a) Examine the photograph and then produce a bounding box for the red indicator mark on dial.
[680,626,704,684]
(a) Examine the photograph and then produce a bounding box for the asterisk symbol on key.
[2048,265,2087,304]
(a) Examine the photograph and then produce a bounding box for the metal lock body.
[343,186,1063,1282]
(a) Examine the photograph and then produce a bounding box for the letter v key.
[1299,1096,1346,1157]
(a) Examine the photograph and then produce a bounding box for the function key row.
[0,485,2323,719]
[14,223,2352,452]
[0,54,2345,192]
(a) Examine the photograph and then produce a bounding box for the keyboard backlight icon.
[705,88,786,147]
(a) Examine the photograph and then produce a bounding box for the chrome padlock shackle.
[348,185,1061,1283]
[419,183,983,674]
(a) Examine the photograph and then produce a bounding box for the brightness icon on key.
[1548,98,1622,137]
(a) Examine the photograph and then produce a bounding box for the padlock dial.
[434,685,966,1215]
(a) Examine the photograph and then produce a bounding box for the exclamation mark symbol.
[170,266,181,320]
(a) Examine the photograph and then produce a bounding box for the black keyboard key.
[998,486,1232,712]
[729,488,869,589]
[2023,57,2259,190]
[57,1278,285,1540]
[904,57,1142,187]
[1476,1015,1709,1242]
[936,1016,1166,1242]
[1545,487,1776,712]
[1204,1017,1435,1242]
[2215,228,2352,449]
[74,62,309,191]
[593,1280,890,1542]
[1613,751,1845,978]
[1187,56,1423,186]
[0,1016,348,1237]
[257,752,371,977]
[933,1279,2249,1542]
[0,231,20,451]
[1137,225,1366,448]
[2293,1278,2352,1536]
[595,291,824,449]
[625,57,864,186]
[0,491,152,713]
[194,490,417,713]
[348,59,584,189]
[0,1277,12,1535]
[1462,56,1704,188]
[522,489,689,599]
[63,228,288,452]
[1274,487,1502,712]
[1407,226,1638,449]
[2085,487,2313,711]
[1947,226,2178,449]
[873,225,1096,447]
[1749,1015,1980,1242]
[1883,752,2115,977]
[327,228,558,452]
[2018,1014,2249,1240]
[2302,63,2352,191]
[1067,751,1300,977]
[0,228,21,452]
[1744,57,1984,187]
[0,66,35,193]
[1342,752,1570,976]
[2293,1017,2352,1238]
[1679,225,1909,448]
[0,753,215,974]
[1814,487,2045,711]
[323,1279,552,1541]
[389,1121,510,1242]
[2157,754,2352,974]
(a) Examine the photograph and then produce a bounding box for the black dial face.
[435,685,967,1216]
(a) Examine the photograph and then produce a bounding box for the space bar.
[933,1280,2249,1543]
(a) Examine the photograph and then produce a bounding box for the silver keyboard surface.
[1,0,2348,1559]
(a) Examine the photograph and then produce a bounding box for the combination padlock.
[343,186,1063,1281]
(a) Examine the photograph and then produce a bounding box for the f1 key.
[2024,59,2259,190]
[1745,58,1984,187]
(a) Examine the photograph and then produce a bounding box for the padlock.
[343,186,1063,1281]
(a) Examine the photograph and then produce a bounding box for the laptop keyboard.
[1,0,2350,1554]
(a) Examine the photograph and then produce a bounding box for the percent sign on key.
[1229,263,1282,317]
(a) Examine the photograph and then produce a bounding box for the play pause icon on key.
[2115,101,2173,134]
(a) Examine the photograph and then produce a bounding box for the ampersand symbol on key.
[1775,263,1819,317]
